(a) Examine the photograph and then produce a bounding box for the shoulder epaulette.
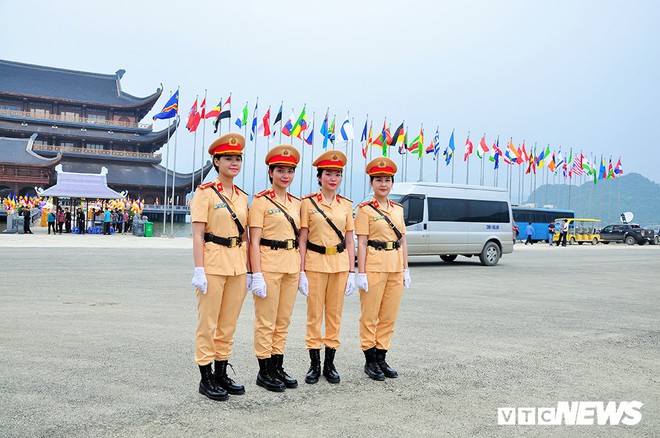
[302,193,316,199]
[338,194,353,203]
[236,185,248,196]
[198,182,214,190]
[289,193,301,201]
[254,189,269,198]
[391,201,403,207]
[358,200,373,208]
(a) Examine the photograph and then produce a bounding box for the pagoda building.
[0,59,211,203]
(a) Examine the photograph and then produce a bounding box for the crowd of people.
[45,206,134,235]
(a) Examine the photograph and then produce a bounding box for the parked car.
[599,224,655,245]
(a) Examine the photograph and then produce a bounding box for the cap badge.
[331,154,339,161]
[229,137,238,146]
[378,160,386,167]
[282,149,290,156]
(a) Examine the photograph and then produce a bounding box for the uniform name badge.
[213,203,227,209]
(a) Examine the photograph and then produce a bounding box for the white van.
[373,182,514,266]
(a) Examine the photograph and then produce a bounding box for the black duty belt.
[204,232,242,248]
[260,238,298,250]
[367,240,401,251]
[307,240,346,255]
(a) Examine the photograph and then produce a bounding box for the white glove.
[298,271,309,297]
[246,273,253,291]
[403,268,411,289]
[251,273,267,298]
[345,272,357,297]
[356,273,369,292]
[192,267,208,294]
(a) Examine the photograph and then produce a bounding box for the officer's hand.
[246,273,253,291]
[403,268,411,289]
[192,267,208,294]
[251,273,267,299]
[356,273,369,291]
[298,272,309,297]
[345,272,357,297]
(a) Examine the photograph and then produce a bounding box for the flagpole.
[363,116,369,199]
[191,94,198,194]
[242,101,248,189]
[367,122,374,199]
[170,113,180,238]
[465,131,470,185]
[299,109,309,197]
[200,89,208,187]
[309,113,315,196]
[279,101,283,144]
[451,130,455,184]
[480,133,485,186]
[251,97,259,196]
[403,124,408,184]
[161,91,172,237]
[419,123,424,182]
[349,115,355,200]
[435,126,440,183]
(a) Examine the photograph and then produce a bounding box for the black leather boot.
[363,347,385,381]
[323,347,341,384]
[198,364,228,401]
[256,358,286,392]
[271,354,298,388]
[375,348,398,378]
[305,349,321,384]
[214,360,245,395]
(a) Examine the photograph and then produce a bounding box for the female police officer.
[190,132,250,401]
[248,144,301,392]
[298,150,356,384]
[354,157,411,381]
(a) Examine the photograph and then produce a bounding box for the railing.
[34,144,161,160]
[0,108,152,130]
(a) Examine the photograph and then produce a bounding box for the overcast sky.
[2,0,659,198]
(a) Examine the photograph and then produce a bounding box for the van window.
[402,195,424,226]
[428,198,510,223]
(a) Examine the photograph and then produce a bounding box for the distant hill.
[524,172,660,227]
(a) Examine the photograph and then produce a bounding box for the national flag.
[340,115,354,141]
[548,153,557,172]
[328,116,336,144]
[153,90,179,120]
[572,153,584,176]
[257,107,271,137]
[249,101,258,141]
[476,134,489,159]
[614,158,624,176]
[282,110,295,137]
[425,139,435,155]
[582,156,594,175]
[186,98,198,132]
[304,114,314,145]
[398,130,408,155]
[463,134,474,161]
[443,130,455,165]
[408,128,424,158]
[291,106,307,138]
[367,122,373,147]
[206,100,221,120]
[320,112,329,148]
[430,128,441,159]
[361,120,370,158]
[390,122,405,146]
[235,102,248,129]
[507,139,521,163]
[199,98,206,119]
[218,95,231,120]
[521,142,529,163]
[526,148,537,175]
[503,148,514,165]
[607,158,615,179]
[599,157,607,179]
[273,103,283,126]
[536,145,550,168]
[489,137,502,168]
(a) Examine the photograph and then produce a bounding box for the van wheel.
[592,237,599,245]
[569,237,576,245]
[440,255,457,263]
[479,242,501,266]
[602,241,610,245]
[625,235,636,245]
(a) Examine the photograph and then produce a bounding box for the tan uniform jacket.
[354,198,406,273]
[248,188,301,275]
[300,191,354,273]
[190,180,248,276]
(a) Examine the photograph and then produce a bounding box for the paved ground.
[1,229,658,437]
